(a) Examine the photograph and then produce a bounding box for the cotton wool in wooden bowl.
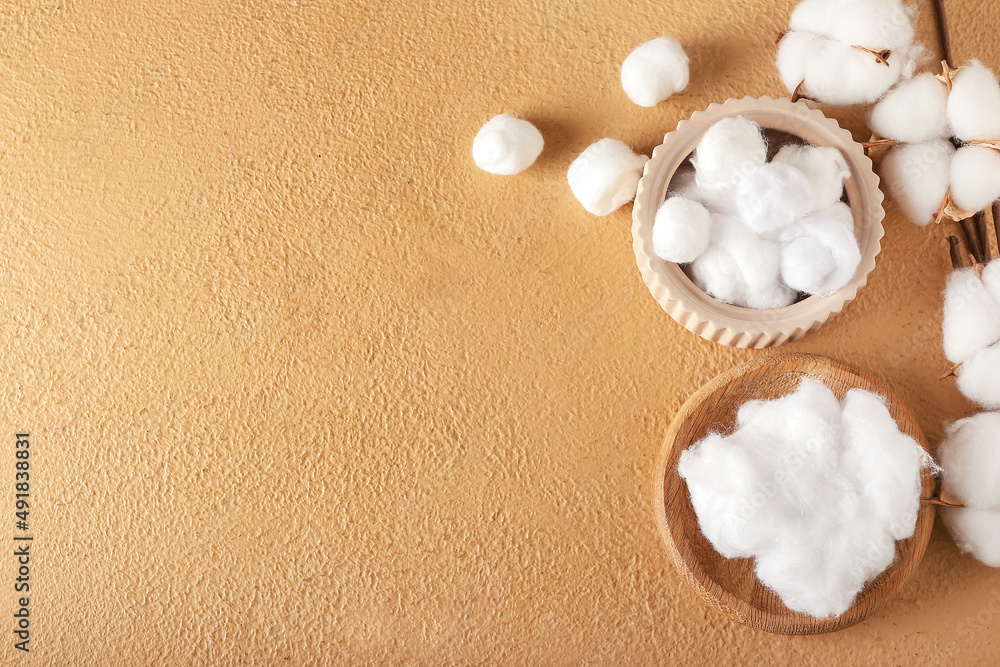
[633,97,885,349]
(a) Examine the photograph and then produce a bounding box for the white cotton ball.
[779,212,861,295]
[956,344,1000,410]
[692,117,767,193]
[736,163,816,235]
[670,164,740,216]
[472,114,544,175]
[620,36,690,107]
[948,60,1000,142]
[652,196,712,264]
[938,412,1000,509]
[777,31,904,106]
[950,146,1000,213]
[879,141,954,226]
[567,139,648,216]
[716,215,794,309]
[689,243,745,305]
[815,201,855,231]
[942,268,1000,364]
[869,73,951,144]
[789,0,915,52]
[772,144,850,211]
[942,508,1000,567]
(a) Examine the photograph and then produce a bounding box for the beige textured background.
[1,0,998,663]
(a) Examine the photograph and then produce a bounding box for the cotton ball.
[652,196,712,264]
[938,412,1000,509]
[567,139,648,216]
[688,244,745,305]
[777,31,904,106]
[816,201,855,231]
[789,0,915,52]
[715,215,794,309]
[620,36,690,107]
[472,114,544,175]
[942,268,1000,364]
[948,60,1000,142]
[942,508,1000,567]
[773,144,850,211]
[869,73,950,144]
[950,146,1000,213]
[779,213,861,295]
[879,141,954,226]
[692,117,767,193]
[956,344,1000,410]
[670,165,740,215]
[736,163,816,235]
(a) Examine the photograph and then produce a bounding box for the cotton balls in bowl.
[632,97,884,348]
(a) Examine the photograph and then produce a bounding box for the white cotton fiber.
[773,144,850,210]
[942,268,1000,364]
[679,379,931,618]
[869,73,950,144]
[942,508,1000,567]
[880,141,955,226]
[777,31,904,106]
[716,215,795,309]
[736,163,816,235]
[950,146,1000,213]
[567,139,648,216]
[956,344,1000,410]
[620,36,690,107]
[947,60,1000,142]
[652,196,712,264]
[689,243,746,306]
[472,114,544,175]
[982,260,1000,305]
[816,201,855,231]
[779,212,861,295]
[692,117,767,193]
[937,412,1000,509]
[789,0,915,52]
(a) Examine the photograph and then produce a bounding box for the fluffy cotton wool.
[692,117,767,193]
[715,214,795,309]
[773,144,850,210]
[950,146,1000,213]
[869,73,950,144]
[652,196,712,264]
[788,0,915,52]
[620,36,690,107]
[679,379,930,618]
[567,139,648,216]
[779,211,861,295]
[777,31,904,106]
[880,141,955,226]
[942,508,1000,568]
[736,163,816,236]
[956,344,1000,410]
[689,243,746,306]
[937,412,1000,510]
[942,267,1000,364]
[983,259,1000,306]
[472,114,544,175]
[947,60,1000,142]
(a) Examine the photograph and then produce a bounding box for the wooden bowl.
[654,353,936,635]
[633,97,885,348]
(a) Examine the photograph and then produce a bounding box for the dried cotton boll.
[472,114,544,175]
[772,144,850,211]
[868,73,950,144]
[567,139,648,216]
[950,146,1000,213]
[947,60,1000,142]
[789,0,915,52]
[652,197,712,264]
[735,163,816,235]
[942,268,1000,364]
[879,141,955,226]
[937,412,1000,509]
[956,344,1000,410]
[620,36,690,107]
[942,508,1000,567]
[777,31,904,106]
[692,117,767,193]
[779,214,861,295]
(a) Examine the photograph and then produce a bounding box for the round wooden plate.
[654,353,936,635]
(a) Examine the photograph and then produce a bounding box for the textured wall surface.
[1,0,998,663]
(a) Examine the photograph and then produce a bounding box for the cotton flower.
[776,0,921,105]
[941,260,1000,408]
[871,60,1000,225]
